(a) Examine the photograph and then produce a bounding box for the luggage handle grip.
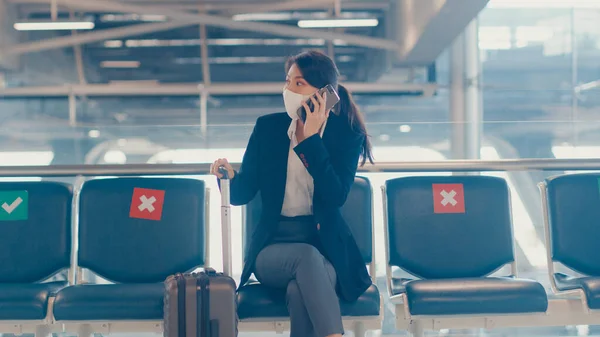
[218,166,230,180]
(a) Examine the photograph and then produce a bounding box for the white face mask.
[283,89,312,120]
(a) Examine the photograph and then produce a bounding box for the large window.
[479,1,600,159]
[0,151,54,181]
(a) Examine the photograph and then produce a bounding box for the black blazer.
[228,112,371,302]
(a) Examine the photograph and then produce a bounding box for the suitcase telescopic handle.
[218,165,232,277]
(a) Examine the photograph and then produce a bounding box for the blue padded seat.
[237,282,380,320]
[53,178,207,321]
[545,174,600,309]
[0,182,72,320]
[53,283,164,321]
[403,277,547,315]
[385,176,548,316]
[0,282,66,320]
[238,177,380,319]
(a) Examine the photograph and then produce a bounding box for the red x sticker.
[432,184,465,214]
[129,188,165,221]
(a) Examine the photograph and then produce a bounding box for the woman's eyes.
[285,79,304,87]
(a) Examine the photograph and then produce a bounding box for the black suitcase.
[164,168,237,337]
[164,270,237,337]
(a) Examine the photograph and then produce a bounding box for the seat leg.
[34,325,51,337]
[352,321,366,337]
[410,321,425,337]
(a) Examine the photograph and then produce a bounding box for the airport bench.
[0,182,72,336]
[52,177,209,337]
[383,176,548,336]
[541,174,600,310]
[236,176,382,337]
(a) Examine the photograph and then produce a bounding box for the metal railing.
[1,158,600,177]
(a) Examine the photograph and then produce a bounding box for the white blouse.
[280,119,327,217]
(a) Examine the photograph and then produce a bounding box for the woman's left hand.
[300,91,328,139]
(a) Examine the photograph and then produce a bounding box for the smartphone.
[297,84,341,122]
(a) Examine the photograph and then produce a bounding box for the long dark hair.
[285,50,374,166]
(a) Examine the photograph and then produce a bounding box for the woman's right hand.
[210,158,235,179]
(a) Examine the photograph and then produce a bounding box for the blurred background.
[0,0,599,335]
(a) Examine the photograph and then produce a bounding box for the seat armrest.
[44,281,69,296]
[554,273,584,292]
[391,277,414,296]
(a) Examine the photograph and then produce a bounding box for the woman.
[210,50,374,337]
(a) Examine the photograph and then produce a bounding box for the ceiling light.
[173,56,287,65]
[379,134,390,142]
[232,13,294,21]
[104,40,123,48]
[100,13,167,22]
[100,61,141,68]
[88,130,100,138]
[212,56,286,64]
[14,20,95,31]
[232,11,374,21]
[125,39,200,47]
[104,38,350,48]
[297,19,379,28]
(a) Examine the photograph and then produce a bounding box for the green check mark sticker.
[0,191,28,221]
